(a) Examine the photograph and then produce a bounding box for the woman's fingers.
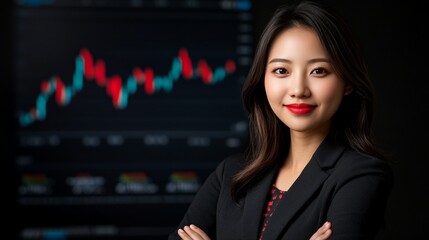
[178,224,210,240]
[183,225,204,240]
[189,224,210,240]
[178,228,192,240]
[309,221,332,240]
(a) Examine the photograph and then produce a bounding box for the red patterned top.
[258,184,286,240]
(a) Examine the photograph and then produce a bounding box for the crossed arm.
[177,221,332,240]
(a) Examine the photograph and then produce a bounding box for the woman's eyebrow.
[267,57,331,64]
[268,58,291,64]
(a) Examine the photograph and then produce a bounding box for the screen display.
[11,0,254,239]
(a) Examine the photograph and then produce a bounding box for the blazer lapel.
[262,158,328,239]
[242,167,277,240]
[262,136,346,240]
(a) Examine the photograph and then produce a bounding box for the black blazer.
[169,135,393,240]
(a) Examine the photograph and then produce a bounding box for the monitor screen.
[10,0,254,239]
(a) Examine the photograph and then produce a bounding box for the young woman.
[169,1,393,239]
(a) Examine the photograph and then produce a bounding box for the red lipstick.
[285,103,317,114]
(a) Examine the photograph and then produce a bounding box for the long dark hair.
[231,1,385,201]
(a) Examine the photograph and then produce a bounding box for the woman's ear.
[344,85,353,96]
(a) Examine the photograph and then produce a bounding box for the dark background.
[1,0,427,239]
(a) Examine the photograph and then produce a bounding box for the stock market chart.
[11,0,254,239]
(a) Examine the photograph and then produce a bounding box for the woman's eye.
[273,68,287,75]
[311,68,328,75]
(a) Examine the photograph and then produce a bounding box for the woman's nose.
[289,74,311,98]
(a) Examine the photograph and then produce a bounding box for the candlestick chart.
[19,48,236,127]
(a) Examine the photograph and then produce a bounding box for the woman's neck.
[274,131,328,191]
[286,130,327,170]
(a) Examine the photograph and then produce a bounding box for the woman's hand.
[178,221,331,240]
[310,221,332,240]
[178,224,210,240]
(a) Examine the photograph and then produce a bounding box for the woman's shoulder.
[336,147,394,182]
[223,152,246,165]
[219,152,246,168]
[213,152,247,177]
[341,148,391,167]
[318,136,392,178]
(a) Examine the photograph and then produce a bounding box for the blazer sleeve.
[327,154,394,239]
[168,158,227,240]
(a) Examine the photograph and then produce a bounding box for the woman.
[169,1,393,239]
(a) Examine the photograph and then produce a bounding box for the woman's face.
[264,27,350,134]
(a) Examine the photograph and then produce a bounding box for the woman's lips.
[285,103,317,114]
